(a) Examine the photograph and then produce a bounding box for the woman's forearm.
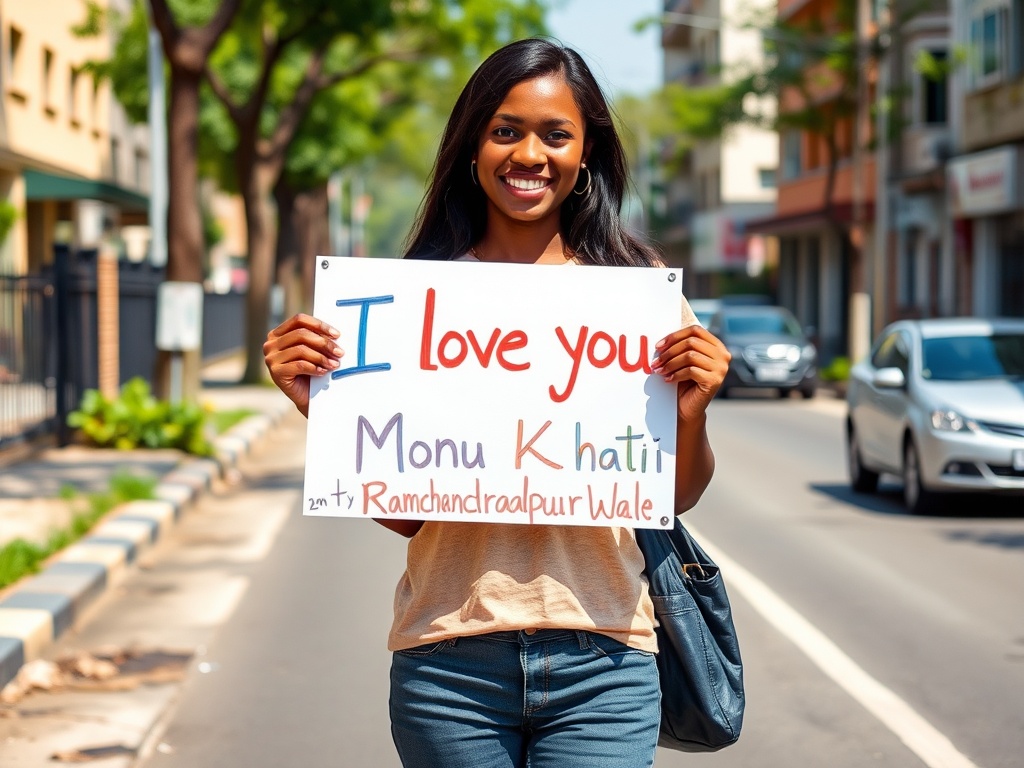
[673,412,715,514]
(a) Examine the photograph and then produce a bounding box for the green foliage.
[0,472,155,588]
[67,377,214,456]
[208,407,255,434]
[0,199,18,246]
[820,356,852,382]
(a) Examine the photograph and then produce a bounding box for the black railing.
[0,272,58,449]
[0,246,247,451]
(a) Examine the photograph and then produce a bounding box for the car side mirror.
[872,367,906,389]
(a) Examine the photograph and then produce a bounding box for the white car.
[846,318,1024,514]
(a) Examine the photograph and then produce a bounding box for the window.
[871,332,910,373]
[134,148,148,189]
[69,67,80,124]
[42,48,55,114]
[110,137,120,183]
[759,168,777,188]
[7,26,23,82]
[781,132,802,180]
[920,50,948,124]
[970,6,1009,87]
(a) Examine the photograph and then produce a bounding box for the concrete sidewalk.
[0,357,293,693]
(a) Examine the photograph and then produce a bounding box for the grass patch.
[0,472,156,589]
[208,408,256,435]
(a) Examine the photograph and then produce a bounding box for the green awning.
[23,169,149,212]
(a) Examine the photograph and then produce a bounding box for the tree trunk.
[154,66,205,400]
[240,156,277,384]
[273,178,330,319]
[273,177,302,318]
[166,69,205,283]
[297,182,330,310]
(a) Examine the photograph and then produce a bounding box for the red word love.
[419,288,530,372]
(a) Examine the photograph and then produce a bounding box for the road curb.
[0,400,292,695]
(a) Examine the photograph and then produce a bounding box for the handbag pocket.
[637,521,744,753]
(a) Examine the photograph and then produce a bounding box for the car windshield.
[921,333,1024,381]
[723,312,802,337]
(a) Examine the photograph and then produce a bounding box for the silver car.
[846,318,1024,513]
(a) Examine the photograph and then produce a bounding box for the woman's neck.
[472,219,569,265]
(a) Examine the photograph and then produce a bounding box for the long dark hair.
[403,38,661,267]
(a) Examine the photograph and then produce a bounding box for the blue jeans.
[389,629,661,768]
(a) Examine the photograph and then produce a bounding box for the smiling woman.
[472,73,589,239]
[262,37,733,768]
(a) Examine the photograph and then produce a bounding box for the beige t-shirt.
[388,254,699,653]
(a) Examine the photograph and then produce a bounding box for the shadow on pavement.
[809,482,1024,520]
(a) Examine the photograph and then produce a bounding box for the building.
[874,0,954,327]
[660,0,778,299]
[0,0,151,276]
[946,0,1024,318]
[743,0,878,364]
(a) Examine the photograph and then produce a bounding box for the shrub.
[820,356,851,382]
[67,377,213,455]
[0,472,155,588]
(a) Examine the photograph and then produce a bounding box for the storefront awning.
[745,202,874,236]
[23,169,149,212]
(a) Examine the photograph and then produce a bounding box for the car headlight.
[930,409,979,433]
[800,345,816,361]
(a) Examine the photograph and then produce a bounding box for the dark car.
[708,305,818,399]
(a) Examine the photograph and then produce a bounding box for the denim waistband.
[474,629,590,648]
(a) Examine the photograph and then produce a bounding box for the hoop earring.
[470,160,479,186]
[573,165,592,196]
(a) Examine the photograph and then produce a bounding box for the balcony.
[899,126,952,177]
[963,75,1024,152]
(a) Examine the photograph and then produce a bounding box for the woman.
[264,38,730,768]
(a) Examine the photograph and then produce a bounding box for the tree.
[76,0,242,399]
[204,0,548,382]
[80,0,549,385]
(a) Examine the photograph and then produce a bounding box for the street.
[6,394,1023,768]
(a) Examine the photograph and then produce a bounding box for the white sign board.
[948,145,1021,218]
[303,257,683,529]
[155,281,204,351]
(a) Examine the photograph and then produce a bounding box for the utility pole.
[147,13,167,268]
[849,0,872,365]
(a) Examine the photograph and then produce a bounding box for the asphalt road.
[8,392,1021,767]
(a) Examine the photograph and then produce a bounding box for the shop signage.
[948,146,1021,217]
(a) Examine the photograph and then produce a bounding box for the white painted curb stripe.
[688,525,982,768]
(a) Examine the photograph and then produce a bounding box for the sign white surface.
[303,256,683,529]
[948,145,1021,217]
[155,281,204,351]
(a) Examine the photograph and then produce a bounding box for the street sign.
[155,281,203,352]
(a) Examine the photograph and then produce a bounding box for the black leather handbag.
[634,519,745,752]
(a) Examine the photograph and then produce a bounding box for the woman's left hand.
[653,325,731,423]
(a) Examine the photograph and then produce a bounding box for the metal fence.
[0,272,57,449]
[0,246,247,451]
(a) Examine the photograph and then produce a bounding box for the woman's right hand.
[263,313,343,417]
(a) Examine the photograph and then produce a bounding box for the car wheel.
[778,388,792,399]
[902,439,937,514]
[800,386,816,399]
[847,426,879,493]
